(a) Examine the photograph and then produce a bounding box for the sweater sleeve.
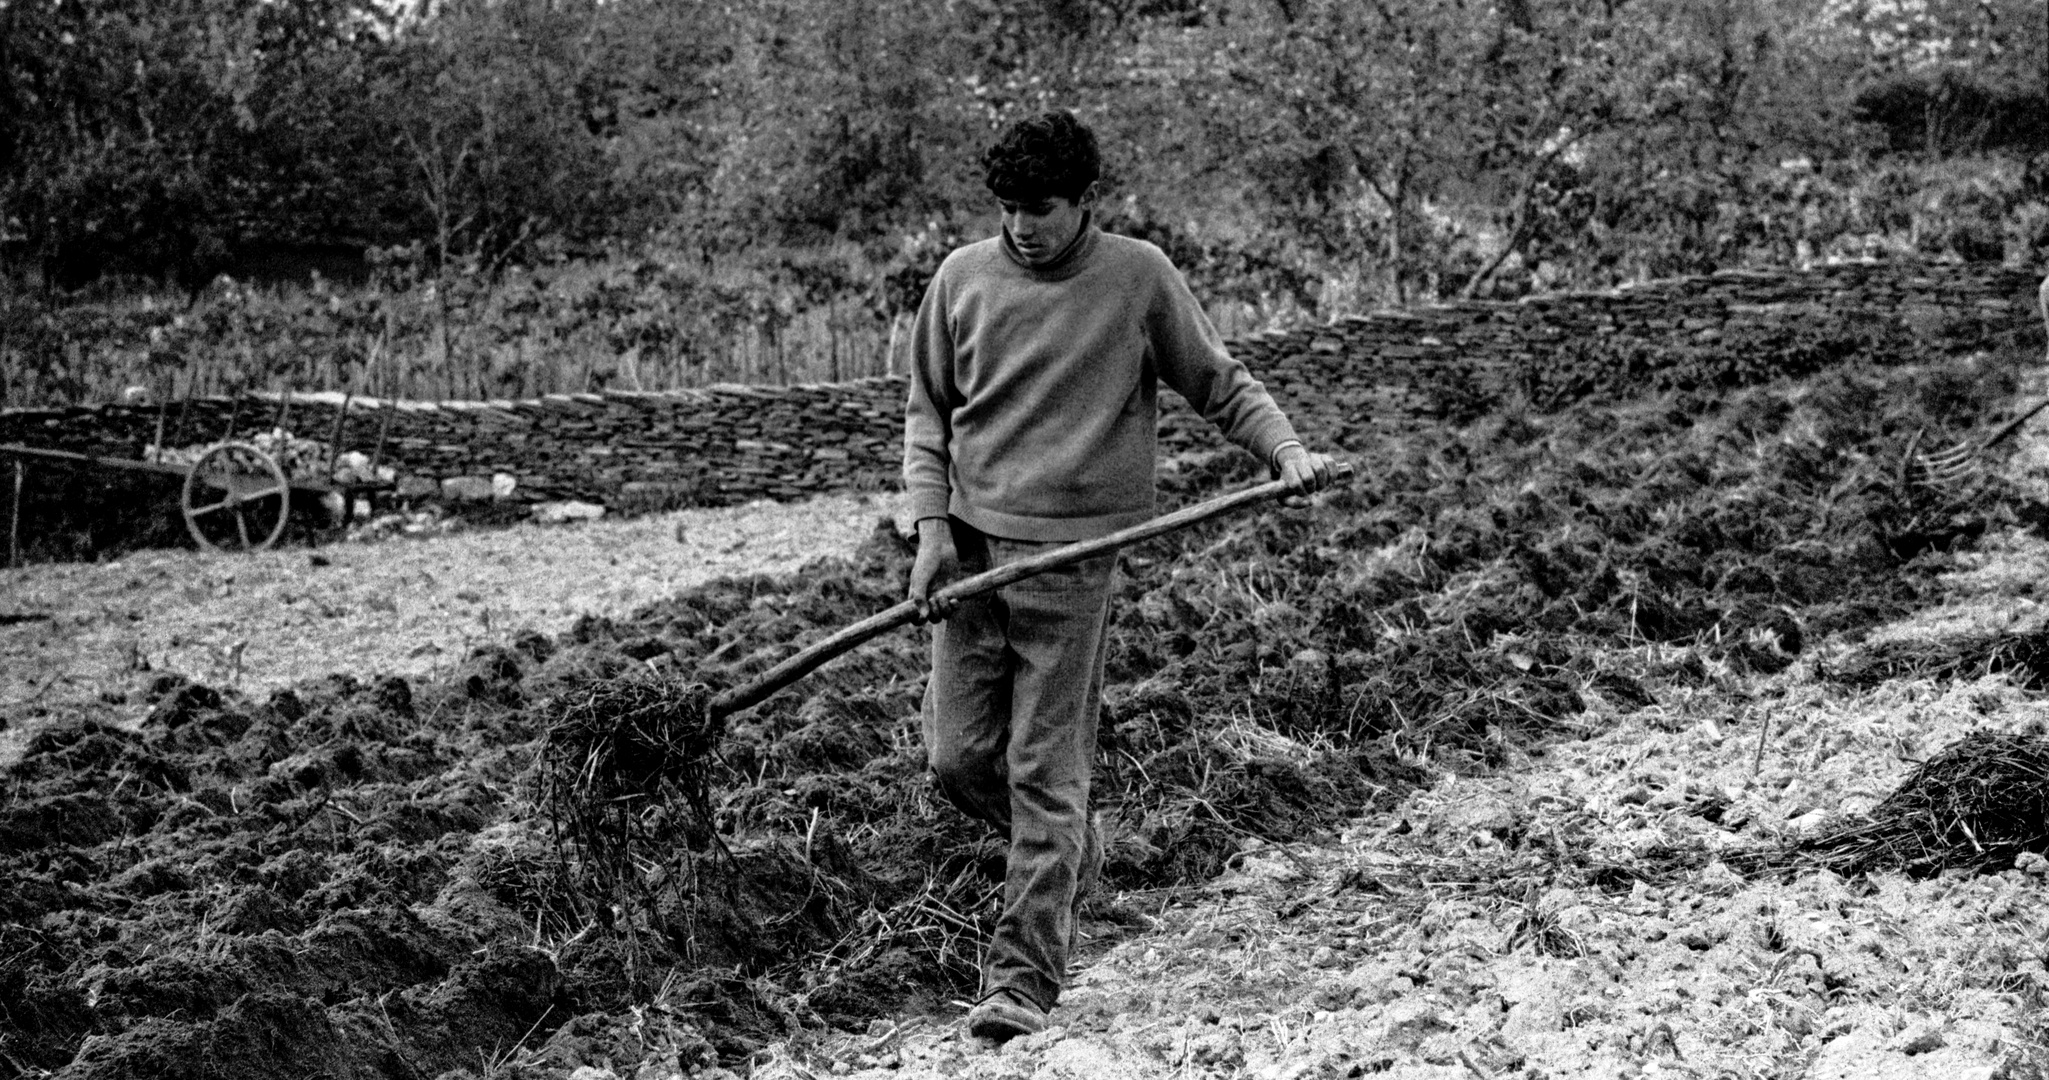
[1144,249,1301,465]
[902,264,956,522]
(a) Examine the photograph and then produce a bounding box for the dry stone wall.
[3,261,2042,512]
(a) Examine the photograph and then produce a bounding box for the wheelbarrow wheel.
[182,442,290,552]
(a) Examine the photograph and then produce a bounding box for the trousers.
[921,518,1115,1011]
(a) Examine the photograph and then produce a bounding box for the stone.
[395,475,438,499]
[1442,789,1520,837]
[533,500,606,524]
[440,474,496,501]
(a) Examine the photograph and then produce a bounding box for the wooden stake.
[221,395,244,443]
[368,398,396,478]
[9,459,22,568]
[150,397,169,463]
[326,390,354,484]
[171,389,192,450]
[1751,705,1774,775]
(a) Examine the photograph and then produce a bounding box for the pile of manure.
[1735,729,2049,878]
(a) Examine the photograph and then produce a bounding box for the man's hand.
[1273,443,1338,495]
[908,517,962,622]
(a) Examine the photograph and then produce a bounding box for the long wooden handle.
[1982,397,2049,452]
[707,462,1354,720]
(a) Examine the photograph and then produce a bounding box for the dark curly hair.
[981,110,1101,203]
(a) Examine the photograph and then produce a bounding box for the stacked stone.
[3,261,2041,513]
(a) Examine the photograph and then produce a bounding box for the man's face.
[999,188,1092,267]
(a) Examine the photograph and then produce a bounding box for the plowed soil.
[8,343,2049,1080]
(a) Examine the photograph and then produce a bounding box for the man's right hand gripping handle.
[909,517,961,623]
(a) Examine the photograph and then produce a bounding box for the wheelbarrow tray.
[0,442,368,561]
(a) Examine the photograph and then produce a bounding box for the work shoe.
[966,987,1047,1043]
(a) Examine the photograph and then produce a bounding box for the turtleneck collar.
[1000,212,1098,280]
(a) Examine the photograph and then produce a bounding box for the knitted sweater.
[903,223,1301,542]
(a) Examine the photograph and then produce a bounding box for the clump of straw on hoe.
[538,674,726,925]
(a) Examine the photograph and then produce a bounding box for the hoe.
[542,462,1357,901]
[708,461,1356,724]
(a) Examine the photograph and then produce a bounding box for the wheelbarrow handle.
[707,462,1355,721]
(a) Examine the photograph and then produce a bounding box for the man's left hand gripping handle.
[909,517,963,622]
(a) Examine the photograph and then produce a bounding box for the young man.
[903,110,1336,1041]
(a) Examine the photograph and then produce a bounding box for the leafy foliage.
[1,0,2043,405]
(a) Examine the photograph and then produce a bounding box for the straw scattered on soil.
[763,616,2049,1080]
